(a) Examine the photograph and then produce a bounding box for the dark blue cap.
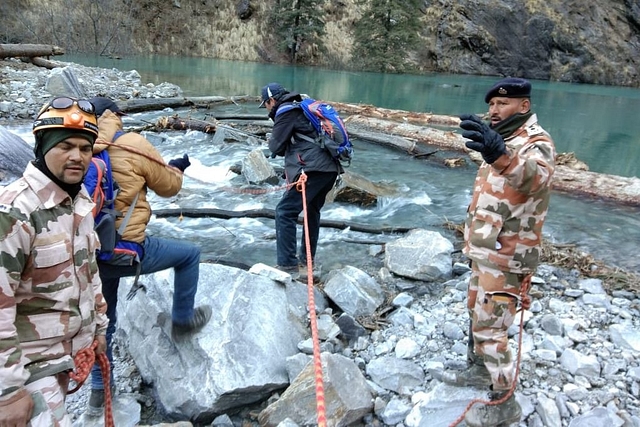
[259,83,288,108]
[88,96,126,116]
[484,78,531,103]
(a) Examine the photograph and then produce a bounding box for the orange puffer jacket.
[93,110,183,243]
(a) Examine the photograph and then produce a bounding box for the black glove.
[459,114,507,164]
[168,154,191,172]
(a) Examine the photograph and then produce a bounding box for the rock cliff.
[3,0,639,86]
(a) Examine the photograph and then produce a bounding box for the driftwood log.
[344,115,640,207]
[117,96,258,114]
[330,101,460,127]
[156,116,217,133]
[153,208,413,234]
[21,56,61,69]
[0,44,64,59]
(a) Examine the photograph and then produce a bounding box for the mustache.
[64,161,86,170]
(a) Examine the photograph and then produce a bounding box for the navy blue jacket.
[268,92,342,183]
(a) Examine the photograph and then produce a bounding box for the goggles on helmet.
[32,96,99,138]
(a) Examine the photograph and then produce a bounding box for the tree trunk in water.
[153,208,413,234]
[344,115,640,207]
[155,116,217,133]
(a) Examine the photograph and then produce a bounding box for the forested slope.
[1,0,638,87]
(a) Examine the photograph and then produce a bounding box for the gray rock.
[568,407,624,427]
[559,349,601,378]
[609,324,640,351]
[0,126,34,183]
[366,356,424,395]
[117,264,308,421]
[259,353,373,427]
[323,266,385,317]
[384,229,453,281]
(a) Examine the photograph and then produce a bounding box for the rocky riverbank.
[0,57,182,122]
[2,58,640,427]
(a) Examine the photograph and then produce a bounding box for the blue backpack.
[276,98,354,166]
[83,133,143,268]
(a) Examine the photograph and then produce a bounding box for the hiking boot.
[171,305,212,342]
[439,362,492,388]
[85,386,115,417]
[298,262,321,282]
[275,265,300,280]
[464,391,522,427]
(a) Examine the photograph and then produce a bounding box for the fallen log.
[348,127,438,157]
[153,208,413,234]
[117,95,257,113]
[155,116,217,133]
[344,115,640,207]
[22,56,61,69]
[327,101,461,127]
[0,44,64,59]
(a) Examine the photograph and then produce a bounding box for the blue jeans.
[90,235,200,391]
[275,171,338,267]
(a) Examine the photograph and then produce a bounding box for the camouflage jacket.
[463,114,556,274]
[0,163,108,402]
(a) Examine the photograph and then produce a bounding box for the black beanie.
[35,128,96,157]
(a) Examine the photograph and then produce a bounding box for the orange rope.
[297,171,328,427]
[68,340,115,427]
[448,274,532,427]
[95,139,184,174]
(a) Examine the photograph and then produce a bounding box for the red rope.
[297,171,328,427]
[95,139,184,174]
[448,274,532,427]
[68,340,115,427]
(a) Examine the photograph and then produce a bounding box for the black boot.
[171,305,212,342]
[437,318,493,387]
[439,361,492,387]
[464,390,522,427]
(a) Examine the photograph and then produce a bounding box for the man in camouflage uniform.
[0,97,108,426]
[443,78,556,427]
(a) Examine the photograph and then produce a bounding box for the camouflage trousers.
[467,261,527,391]
[25,375,72,426]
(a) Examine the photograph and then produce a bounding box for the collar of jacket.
[492,111,533,138]
[269,92,303,120]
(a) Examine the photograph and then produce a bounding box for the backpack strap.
[293,131,325,148]
[117,192,140,236]
[274,102,300,117]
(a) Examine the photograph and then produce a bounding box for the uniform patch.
[526,124,544,136]
[0,204,11,213]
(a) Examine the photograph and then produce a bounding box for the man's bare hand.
[0,389,34,427]
[95,335,107,355]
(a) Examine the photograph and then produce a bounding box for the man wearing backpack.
[85,97,212,416]
[259,82,343,279]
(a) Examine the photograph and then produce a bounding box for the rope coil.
[68,340,114,427]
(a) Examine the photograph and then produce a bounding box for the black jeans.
[275,171,338,267]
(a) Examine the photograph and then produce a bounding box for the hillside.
[1,0,639,87]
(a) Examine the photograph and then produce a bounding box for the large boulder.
[117,263,320,422]
[0,126,33,183]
